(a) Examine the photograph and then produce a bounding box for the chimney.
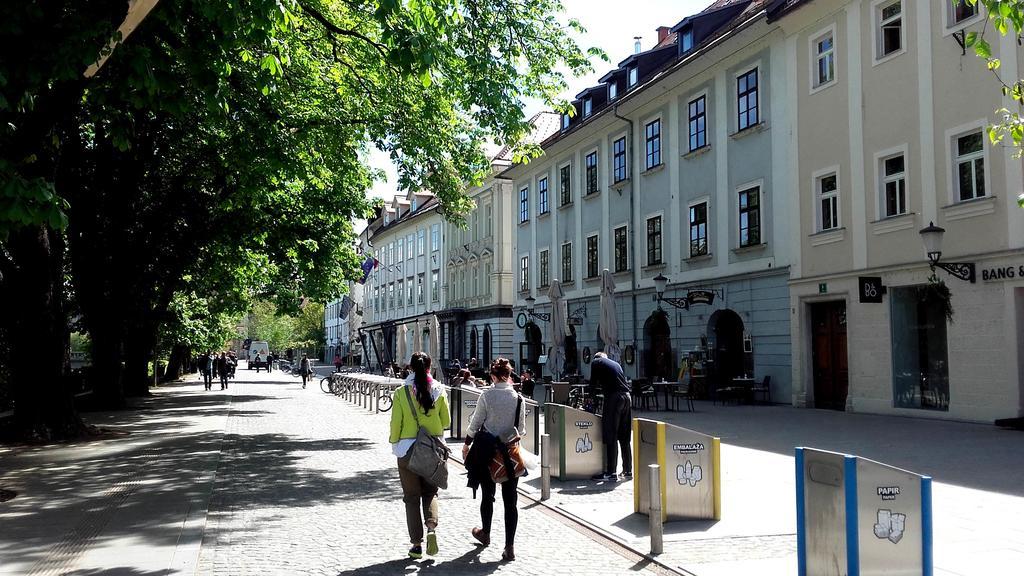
[633,36,642,54]
[656,26,671,45]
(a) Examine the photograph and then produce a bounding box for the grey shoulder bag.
[403,385,451,489]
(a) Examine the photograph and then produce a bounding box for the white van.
[248,341,270,370]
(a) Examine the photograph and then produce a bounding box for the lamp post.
[524,296,551,322]
[919,222,976,283]
[652,273,691,310]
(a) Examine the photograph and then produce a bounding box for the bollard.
[374,383,379,414]
[541,434,551,501]
[649,463,664,555]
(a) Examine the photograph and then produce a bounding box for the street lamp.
[652,273,690,310]
[918,222,976,283]
[524,296,551,321]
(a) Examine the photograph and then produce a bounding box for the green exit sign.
[818,283,828,294]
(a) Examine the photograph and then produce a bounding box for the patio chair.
[751,375,772,404]
[630,378,656,411]
[669,382,695,412]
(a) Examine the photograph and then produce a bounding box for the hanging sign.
[859,276,885,303]
[686,290,716,306]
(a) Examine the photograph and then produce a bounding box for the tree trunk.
[1,225,85,440]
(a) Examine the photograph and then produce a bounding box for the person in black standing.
[218,352,231,390]
[589,352,632,481]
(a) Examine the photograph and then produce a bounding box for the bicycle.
[320,373,344,394]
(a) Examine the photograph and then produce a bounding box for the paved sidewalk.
[0,369,663,575]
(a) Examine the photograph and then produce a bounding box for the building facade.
[506,1,796,401]
[359,192,447,371]
[323,280,363,366]
[775,0,1024,422]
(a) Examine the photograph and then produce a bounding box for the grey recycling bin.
[796,447,933,576]
[448,386,539,454]
[633,418,721,521]
[545,403,603,480]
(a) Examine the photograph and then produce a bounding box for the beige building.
[775,0,1024,422]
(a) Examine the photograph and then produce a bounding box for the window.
[609,82,618,100]
[396,280,404,307]
[817,172,840,231]
[955,130,985,201]
[562,113,570,130]
[374,287,380,313]
[485,203,492,236]
[891,286,950,411]
[813,30,835,88]
[949,0,977,25]
[519,187,529,223]
[397,238,405,261]
[411,197,418,211]
[431,271,439,302]
[614,226,628,272]
[882,154,907,217]
[585,151,599,195]
[407,277,414,306]
[559,165,572,206]
[416,229,425,255]
[628,66,638,87]
[646,216,662,265]
[538,177,549,214]
[561,243,573,283]
[681,29,693,53]
[519,256,530,291]
[877,0,903,59]
[431,224,440,251]
[485,264,492,295]
[407,234,415,260]
[388,283,395,308]
[645,119,662,169]
[583,98,593,117]
[472,267,478,297]
[613,137,627,183]
[689,202,708,257]
[587,234,599,278]
[688,95,707,152]
[539,249,550,287]
[738,186,761,247]
[417,274,424,303]
[737,68,759,131]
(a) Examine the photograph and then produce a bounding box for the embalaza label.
[575,421,594,429]
[877,486,900,501]
[672,442,705,454]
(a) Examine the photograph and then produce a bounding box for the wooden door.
[811,301,849,411]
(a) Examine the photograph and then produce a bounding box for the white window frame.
[612,222,629,273]
[539,247,550,288]
[812,166,842,232]
[560,241,573,283]
[612,132,629,183]
[431,271,439,302]
[809,24,837,94]
[735,179,765,248]
[584,148,600,196]
[946,120,990,204]
[681,28,694,53]
[558,161,572,206]
[538,176,550,215]
[645,211,665,266]
[874,144,910,219]
[583,97,593,117]
[519,186,530,223]
[430,223,440,252]
[407,234,415,260]
[628,66,638,87]
[519,254,530,292]
[417,229,425,255]
[687,89,709,152]
[562,113,570,130]
[734,64,761,132]
[872,0,906,65]
[944,0,983,33]
[586,232,600,278]
[609,82,618,101]
[643,116,663,170]
[688,197,711,257]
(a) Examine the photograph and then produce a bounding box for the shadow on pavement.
[334,546,502,575]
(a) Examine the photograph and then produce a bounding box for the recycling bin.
[633,418,721,521]
[447,386,539,453]
[544,403,604,480]
[796,448,933,576]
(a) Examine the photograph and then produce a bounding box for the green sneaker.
[426,531,438,556]
[408,545,422,559]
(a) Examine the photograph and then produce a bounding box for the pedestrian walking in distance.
[253,352,263,373]
[463,357,527,562]
[590,352,633,482]
[266,352,274,373]
[201,351,214,391]
[333,353,343,372]
[299,354,312,389]
[218,352,231,390]
[390,352,450,559]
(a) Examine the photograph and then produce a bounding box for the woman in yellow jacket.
[389,351,451,559]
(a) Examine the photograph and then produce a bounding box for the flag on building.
[358,256,378,284]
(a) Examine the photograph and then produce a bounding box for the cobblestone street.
[196,369,658,575]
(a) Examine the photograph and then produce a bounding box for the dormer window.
[411,198,418,212]
[628,66,638,87]
[583,98,593,117]
[562,113,571,130]
[609,82,618,100]
[384,212,390,224]
[681,29,693,53]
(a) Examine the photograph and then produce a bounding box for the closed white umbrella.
[396,323,408,367]
[429,314,441,379]
[598,269,621,362]
[548,280,569,379]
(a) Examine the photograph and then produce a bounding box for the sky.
[362,0,711,207]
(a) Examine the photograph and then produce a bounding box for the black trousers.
[219,373,228,389]
[479,475,519,548]
[602,393,632,476]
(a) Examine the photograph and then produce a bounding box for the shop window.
[890,286,950,411]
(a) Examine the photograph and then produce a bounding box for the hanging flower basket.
[916,278,954,323]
